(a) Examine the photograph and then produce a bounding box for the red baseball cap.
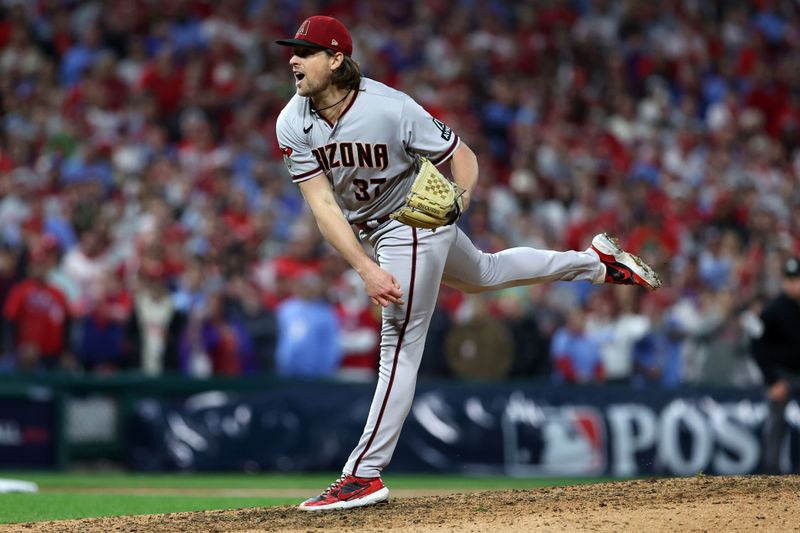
[276,15,353,57]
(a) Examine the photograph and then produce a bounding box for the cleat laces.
[321,474,348,496]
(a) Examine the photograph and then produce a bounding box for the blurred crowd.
[0,0,798,388]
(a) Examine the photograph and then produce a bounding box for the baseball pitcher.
[275,15,662,511]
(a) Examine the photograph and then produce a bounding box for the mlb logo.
[502,404,606,476]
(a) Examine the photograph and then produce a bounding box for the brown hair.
[326,51,361,91]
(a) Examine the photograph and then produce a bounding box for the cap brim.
[275,38,327,49]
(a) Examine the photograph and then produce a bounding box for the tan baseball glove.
[390,157,465,230]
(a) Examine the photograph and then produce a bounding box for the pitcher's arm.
[299,174,404,307]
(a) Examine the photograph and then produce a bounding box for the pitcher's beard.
[297,77,326,98]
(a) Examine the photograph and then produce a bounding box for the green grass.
[0,493,295,524]
[0,472,614,524]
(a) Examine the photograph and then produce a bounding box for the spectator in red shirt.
[331,270,381,380]
[139,47,185,119]
[269,221,324,303]
[2,242,72,371]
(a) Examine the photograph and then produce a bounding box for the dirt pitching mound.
[3,475,799,533]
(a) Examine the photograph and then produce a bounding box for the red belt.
[354,215,391,232]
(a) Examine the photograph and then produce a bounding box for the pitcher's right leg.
[442,226,605,292]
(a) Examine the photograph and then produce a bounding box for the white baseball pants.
[344,220,604,477]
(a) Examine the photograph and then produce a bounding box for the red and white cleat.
[298,474,389,511]
[591,233,663,290]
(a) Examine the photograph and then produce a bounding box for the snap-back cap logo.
[296,19,310,37]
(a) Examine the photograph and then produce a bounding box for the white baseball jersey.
[276,78,460,224]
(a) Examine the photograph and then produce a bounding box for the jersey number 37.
[353,178,387,201]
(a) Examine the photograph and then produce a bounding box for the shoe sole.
[592,233,663,290]
[298,487,390,511]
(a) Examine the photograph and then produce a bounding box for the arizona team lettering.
[313,142,388,172]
